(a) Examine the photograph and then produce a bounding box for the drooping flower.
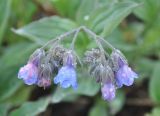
[18,48,45,85]
[99,66,116,101]
[53,51,78,89]
[18,63,38,85]
[83,49,117,101]
[115,62,138,88]
[101,81,116,101]
[54,66,77,89]
[111,49,138,88]
[37,63,52,88]
[35,50,55,88]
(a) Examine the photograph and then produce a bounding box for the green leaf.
[0,42,37,68]
[0,0,12,44]
[0,66,22,102]
[0,104,10,116]
[135,58,156,79]
[89,100,108,116]
[149,62,160,103]
[12,0,37,24]
[76,0,118,24]
[106,29,137,52]
[10,98,50,116]
[52,0,81,19]
[52,73,100,103]
[109,90,125,115]
[87,1,139,36]
[133,0,160,23]
[12,16,77,45]
[142,27,160,54]
[0,42,37,101]
[4,86,32,105]
[76,0,98,24]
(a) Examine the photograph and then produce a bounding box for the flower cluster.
[83,48,138,101]
[18,45,77,89]
[18,26,138,101]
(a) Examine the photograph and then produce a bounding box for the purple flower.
[54,66,77,89]
[115,64,138,88]
[115,57,138,88]
[18,48,45,85]
[101,82,116,101]
[53,51,77,89]
[18,63,38,85]
[111,49,138,88]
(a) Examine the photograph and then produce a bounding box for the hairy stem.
[41,28,80,49]
[41,26,115,51]
[70,28,80,50]
[98,37,115,50]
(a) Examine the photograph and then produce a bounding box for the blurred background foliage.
[0,0,160,116]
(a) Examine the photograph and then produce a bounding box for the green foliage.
[5,86,32,105]
[76,0,99,24]
[133,0,160,23]
[109,90,125,115]
[149,63,160,103]
[88,1,139,36]
[12,16,77,45]
[0,0,160,115]
[12,0,37,24]
[89,101,108,116]
[52,0,81,19]
[0,104,10,116]
[0,0,12,44]
[0,42,37,102]
[135,58,156,80]
[10,98,50,116]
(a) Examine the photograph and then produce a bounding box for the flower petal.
[101,83,116,101]
[116,65,138,87]
[53,65,77,89]
[18,63,38,85]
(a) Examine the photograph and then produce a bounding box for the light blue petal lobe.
[18,63,38,85]
[53,65,77,89]
[101,83,116,101]
[115,65,138,87]
[61,80,71,88]
[53,76,60,84]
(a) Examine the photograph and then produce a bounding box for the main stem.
[41,26,115,52]
[82,27,105,52]
[41,28,80,49]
